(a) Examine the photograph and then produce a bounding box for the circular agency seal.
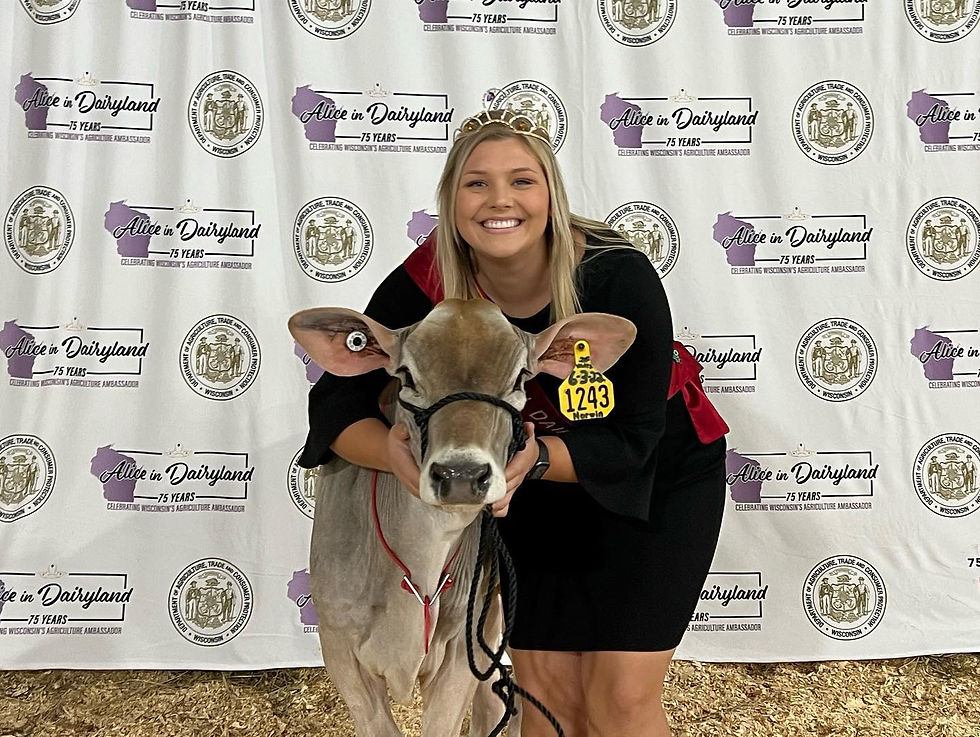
[905,0,979,42]
[4,186,75,274]
[287,448,317,520]
[605,201,680,278]
[169,558,253,647]
[0,434,56,524]
[597,0,677,47]
[792,81,874,165]
[906,197,980,281]
[803,555,886,640]
[18,0,80,24]
[487,81,568,153]
[293,197,373,282]
[287,0,371,39]
[180,315,261,401]
[913,433,980,518]
[796,318,877,402]
[188,71,264,159]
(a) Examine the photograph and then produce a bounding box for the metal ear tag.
[346,330,368,352]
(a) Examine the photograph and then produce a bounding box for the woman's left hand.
[491,423,538,517]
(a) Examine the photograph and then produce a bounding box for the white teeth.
[483,219,521,229]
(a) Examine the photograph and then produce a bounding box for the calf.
[289,299,635,737]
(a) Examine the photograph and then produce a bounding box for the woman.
[299,109,728,737]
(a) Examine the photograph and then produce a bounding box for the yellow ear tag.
[558,339,616,421]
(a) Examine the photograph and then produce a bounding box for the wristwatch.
[525,438,550,481]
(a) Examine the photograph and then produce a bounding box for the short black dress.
[300,247,726,652]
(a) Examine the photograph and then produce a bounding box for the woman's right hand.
[387,423,421,498]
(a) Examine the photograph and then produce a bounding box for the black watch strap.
[525,438,550,481]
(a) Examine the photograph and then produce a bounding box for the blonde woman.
[299,110,728,737]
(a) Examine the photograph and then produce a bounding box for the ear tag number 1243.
[558,339,616,421]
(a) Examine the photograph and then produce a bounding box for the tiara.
[454,109,551,146]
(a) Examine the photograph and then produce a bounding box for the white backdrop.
[1,0,979,669]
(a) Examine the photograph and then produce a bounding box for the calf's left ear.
[532,313,637,379]
[288,307,402,376]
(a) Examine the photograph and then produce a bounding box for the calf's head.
[290,299,635,507]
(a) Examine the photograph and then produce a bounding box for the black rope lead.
[466,508,565,737]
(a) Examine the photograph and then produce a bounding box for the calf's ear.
[288,307,402,376]
[532,313,637,379]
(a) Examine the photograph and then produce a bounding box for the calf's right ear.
[288,307,401,376]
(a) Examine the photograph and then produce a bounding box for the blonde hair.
[434,124,630,321]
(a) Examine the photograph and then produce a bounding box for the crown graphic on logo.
[786,206,809,221]
[178,198,201,214]
[40,564,66,578]
[791,443,815,458]
[75,71,99,86]
[366,82,390,98]
[675,326,698,340]
[63,316,86,331]
[165,442,191,459]
[670,88,695,103]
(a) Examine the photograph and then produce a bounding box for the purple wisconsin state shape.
[910,327,955,380]
[14,74,49,131]
[713,212,757,266]
[907,90,951,144]
[414,0,449,22]
[715,0,755,26]
[407,210,437,245]
[127,0,157,9]
[1,322,38,379]
[292,87,338,142]
[104,201,152,257]
[726,449,763,503]
[287,569,319,626]
[90,446,139,502]
[294,342,325,384]
[600,94,644,149]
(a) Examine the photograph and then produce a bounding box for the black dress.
[300,247,726,652]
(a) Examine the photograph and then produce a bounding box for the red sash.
[403,236,728,444]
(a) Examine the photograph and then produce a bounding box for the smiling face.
[453,136,551,266]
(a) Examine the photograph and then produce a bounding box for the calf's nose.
[429,461,493,503]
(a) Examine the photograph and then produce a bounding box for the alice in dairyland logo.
[0,435,56,524]
[792,80,873,165]
[726,442,877,511]
[126,0,256,24]
[713,0,867,35]
[5,186,75,274]
[14,70,160,144]
[292,82,453,153]
[713,206,872,275]
[597,0,676,46]
[796,318,877,402]
[600,87,756,157]
[103,198,259,270]
[286,568,319,633]
[909,325,980,390]
[906,197,980,281]
[188,71,264,158]
[487,80,567,153]
[169,559,252,647]
[676,327,760,396]
[913,433,980,518]
[413,0,560,35]
[803,555,886,640]
[288,0,370,38]
[287,449,319,519]
[18,0,80,24]
[905,0,979,42]
[293,197,373,282]
[1,317,148,389]
[604,201,679,277]
[687,571,767,634]
[907,89,980,152]
[179,315,260,401]
[0,565,131,637]
[90,442,252,514]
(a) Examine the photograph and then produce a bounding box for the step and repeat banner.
[1,1,979,668]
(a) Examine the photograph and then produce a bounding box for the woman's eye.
[465,180,485,188]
